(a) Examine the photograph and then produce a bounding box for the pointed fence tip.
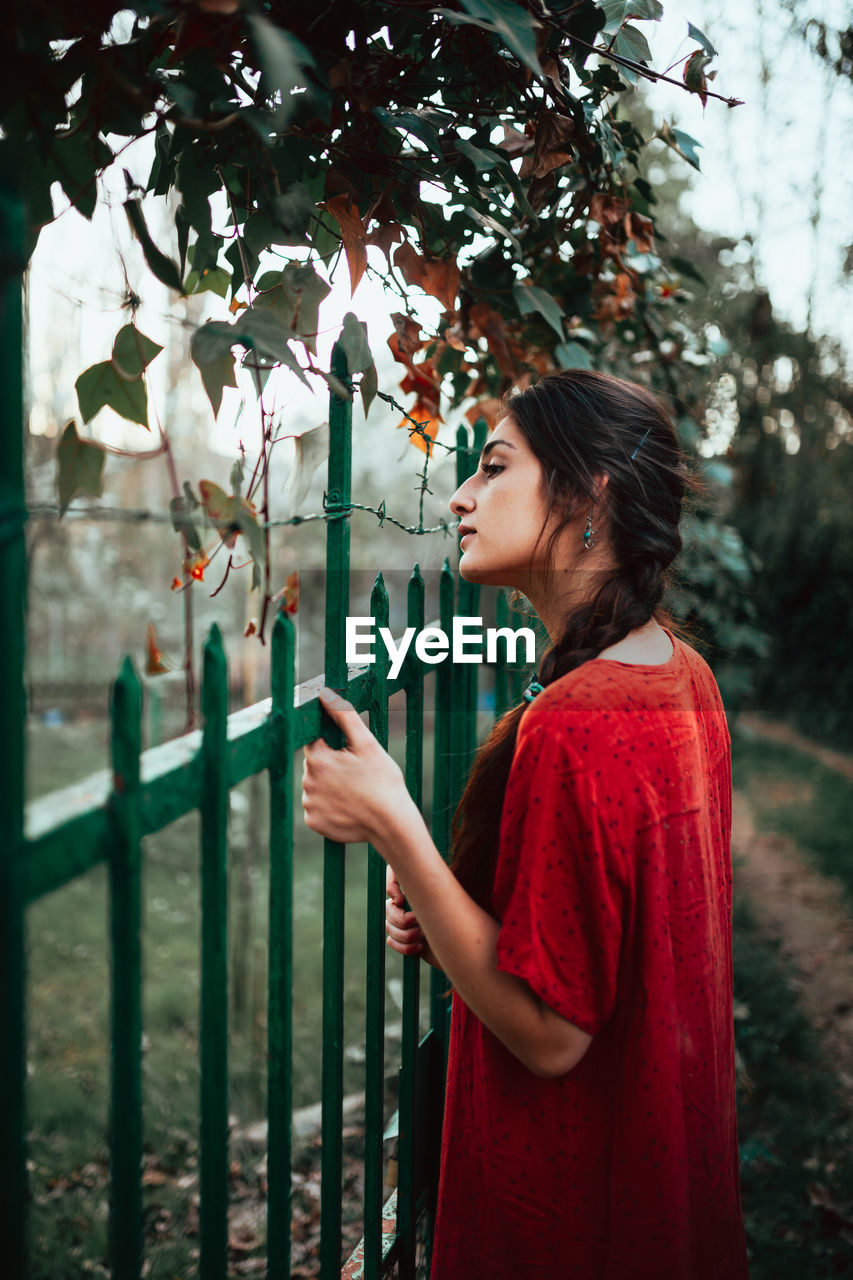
[119,653,136,677]
[203,624,228,684]
[205,622,226,654]
[116,654,141,691]
[111,660,140,721]
[272,607,295,639]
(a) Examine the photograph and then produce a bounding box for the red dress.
[431,631,749,1279]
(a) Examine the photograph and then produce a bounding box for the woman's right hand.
[385,866,430,958]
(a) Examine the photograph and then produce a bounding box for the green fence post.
[320,337,352,1280]
[494,588,511,721]
[200,625,229,1280]
[109,658,145,1280]
[429,559,455,1044]
[453,424,482,780]
[0,179,27,1279]
[397,565,425,1280]
[268,610,296,1279]
[363,572,390,1280]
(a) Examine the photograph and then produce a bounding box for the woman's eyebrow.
[481,438,517,460]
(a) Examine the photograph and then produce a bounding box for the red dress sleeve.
[493,718,629,1037]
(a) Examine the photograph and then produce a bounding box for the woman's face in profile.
[448,414,562,589]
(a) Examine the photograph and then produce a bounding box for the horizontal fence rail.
[8,308,538,1278]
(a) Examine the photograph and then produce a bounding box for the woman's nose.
[449,476,475,519]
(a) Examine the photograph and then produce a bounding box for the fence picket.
[364,572,391,1280]
[200,625,230,1279]
[320,340,353,1279]
[429,559,455,1054]
[0,182,27,1278]
[397,565,426,1279]
[108,658,144,1280]
[268,611,296,1278]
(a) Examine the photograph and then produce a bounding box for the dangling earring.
[583,510,597,551]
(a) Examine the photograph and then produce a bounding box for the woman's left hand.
[302,687,417,848]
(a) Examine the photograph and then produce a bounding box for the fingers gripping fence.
[0,189,536,1277]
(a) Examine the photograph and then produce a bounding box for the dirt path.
[731,786,853,1110]
[731,710,853,1112]
[738,712,853,782]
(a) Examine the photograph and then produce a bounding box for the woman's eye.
[480,462,504,478]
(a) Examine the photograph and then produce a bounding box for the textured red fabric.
[431,630,749,1279]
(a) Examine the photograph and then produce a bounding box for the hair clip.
[630,426,652,460]
[522,679,544,703]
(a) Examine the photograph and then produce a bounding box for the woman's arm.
[302,689,592,1079]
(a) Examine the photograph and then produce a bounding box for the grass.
[732,726,853,909]
[733,894,853,1277]
[731,725,853,1276]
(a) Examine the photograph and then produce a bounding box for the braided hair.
[450,369,693,911]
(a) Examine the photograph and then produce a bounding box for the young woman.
[302,370,750,1278]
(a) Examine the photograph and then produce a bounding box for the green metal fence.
[0,190,532,1277]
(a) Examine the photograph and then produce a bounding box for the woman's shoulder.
[519,631,723,740]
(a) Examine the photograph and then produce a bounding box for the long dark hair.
[450,369,694,911]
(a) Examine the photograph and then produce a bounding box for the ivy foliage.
[4,1,724,417]
[4,2,758,657]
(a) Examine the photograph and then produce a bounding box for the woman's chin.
[458,556,513,588]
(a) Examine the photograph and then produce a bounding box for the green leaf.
[242,211,277,259]
[185,265,231,298]
[247,14,316,128]
[111,325,162,378]
[253,262,331,355]
[124,197,184,293]
[339,312,373,374]
[455,138,502,173]
[373,109,445,161]
[612,24,652,64]
[465,207,523,257]
[288,422,330,509]
[190,321,238,417]
[360,363,378,420]
[513,282,565,339]
[75,360,149,428]
[169,495,202,551]
[437,0,543,78]
[687,20,717,57]
[232,501,267,571]
[683,49,713,99]
[56,421,107,516]
[601,0,663,33]
[52,129,113,221]
[554,340,593,370]
[236,307,310,386]
[658,123,703,171]
[317,369,353,402]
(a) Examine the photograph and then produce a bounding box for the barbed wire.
[25,500,460,538]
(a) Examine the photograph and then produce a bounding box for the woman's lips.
[459,532,476,548]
